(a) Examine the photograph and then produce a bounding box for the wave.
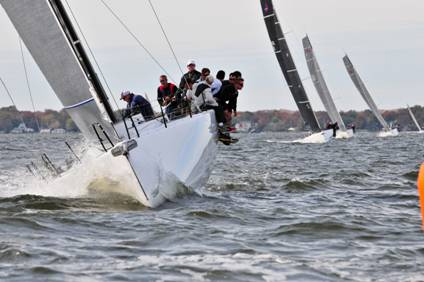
[284,178,327,191]
[272,221,368,236]
[0,193,146,212]
[402,170,419,181]
[0,247,32,262]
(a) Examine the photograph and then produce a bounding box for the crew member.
[185,76,230,143]
[157,75,180,116]
[121,91,154,120]
[179,59,201,89]
[211,70,225,96]
[214,71,243,130]
[326,121,339,137]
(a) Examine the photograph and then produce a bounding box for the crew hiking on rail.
[119,59,244,145]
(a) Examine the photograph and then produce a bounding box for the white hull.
[294,129,334,144]
[335,129,354,139]
[50,111,218,208]
[377,128,399,138]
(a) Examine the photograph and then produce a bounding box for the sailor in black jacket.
[179,59,201,89]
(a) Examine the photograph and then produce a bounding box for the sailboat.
[407,105,423,133]
[302,36,353,139]
[260,0,333,143]
[1,0,219,208]
[343,55,399,137]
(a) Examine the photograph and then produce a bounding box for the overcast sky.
[0,0,423,112]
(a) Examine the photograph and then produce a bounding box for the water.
[0,132,423,281]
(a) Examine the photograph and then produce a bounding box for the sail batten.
[302,36,346,131]
[260,0,321,132]
[0,0,116,141]
[343,55,389,130]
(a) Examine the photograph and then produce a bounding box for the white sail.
[0,0,116,142]
[407,105,422,132]
[343,55,389,131]
[303,36,346,131]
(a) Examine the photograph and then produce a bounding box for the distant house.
[40,128,66,134]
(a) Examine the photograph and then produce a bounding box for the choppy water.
[0,132,423,281]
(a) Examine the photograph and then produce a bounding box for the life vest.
[159,83,176,97]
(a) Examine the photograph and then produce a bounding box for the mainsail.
[407,105,422,132]
[0,0,117,141]
[260,0,321,132]
[303,36,346,131]
[343,55,389,130]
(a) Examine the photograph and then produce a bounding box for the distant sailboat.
[343,55,398,137]
[260,0,333,143]
[407,105,423,133]
[302,36,353,139]
[1,0,219,207]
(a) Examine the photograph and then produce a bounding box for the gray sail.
[303,36,346,131]
[0,0,116,141]
[407,105,422,131]
[260,0,321,132]
[343,55,389,130]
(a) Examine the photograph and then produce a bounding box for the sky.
[0,0,423,112]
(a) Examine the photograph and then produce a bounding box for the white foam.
[377,128,399,138]
[1,142,193,206]
[135,253,295,281]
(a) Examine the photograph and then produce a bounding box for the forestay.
[260,0,321,132]
[0,0,117,142]
[303,36,346,131]
[343,55,389,130]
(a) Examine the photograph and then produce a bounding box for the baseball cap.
[186,59,196,66]
[120,91,131,100]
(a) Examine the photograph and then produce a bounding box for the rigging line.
[63,0,120,111]
[19,38,40,131]
[99,0,176,82]
[0,76,25,125]
[147,0,184,77]
[0,77,19,109]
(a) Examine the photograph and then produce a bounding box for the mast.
[302,35,347,131]
[343,55,389,130]
[0,0,117,141]
[48,0,116,123]
[407,105,422,132]
[260,0,321,132]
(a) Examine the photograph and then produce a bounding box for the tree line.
[1,105,423,133]
[236,105,424,132]
[0,106,77,133]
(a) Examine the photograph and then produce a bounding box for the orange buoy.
[418,164,424,230]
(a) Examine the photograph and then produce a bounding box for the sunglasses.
[160,80,167,82]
